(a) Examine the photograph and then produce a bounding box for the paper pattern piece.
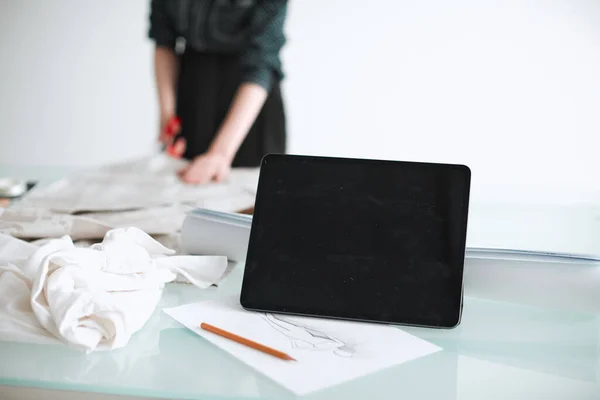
[0,154,259,241]
[0,207,113,240]
[164,297,441,395]
[16,154,259,213]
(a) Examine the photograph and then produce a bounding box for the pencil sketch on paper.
[261,314,357,357]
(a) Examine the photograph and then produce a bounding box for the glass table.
[1,164,599,399]
[1,263,599,399]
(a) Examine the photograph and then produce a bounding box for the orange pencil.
[200,322,296,362]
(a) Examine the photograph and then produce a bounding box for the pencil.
[200,322,296,362]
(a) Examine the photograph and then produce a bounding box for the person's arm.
[180,1,288,184]
[210,83,267,160]
[148,0,181,146]
[155,47,179,145]
[177,84,274,184]
[178,83,267,183]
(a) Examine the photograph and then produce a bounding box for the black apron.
[176,49,286,167]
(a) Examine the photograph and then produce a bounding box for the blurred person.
[149,0,288,184]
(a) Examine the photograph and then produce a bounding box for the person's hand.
[159,113,186,157]
[167,137,187,158]
[178,151,232,184]
[158,113,180,146]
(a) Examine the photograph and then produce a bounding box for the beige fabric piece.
[0,154,259,241]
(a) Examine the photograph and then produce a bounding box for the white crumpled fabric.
[0,227,227,352]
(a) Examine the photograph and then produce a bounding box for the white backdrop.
[1,0,599,204]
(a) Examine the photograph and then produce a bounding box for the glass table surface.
[0,263,599,400]
[1,164,599,399]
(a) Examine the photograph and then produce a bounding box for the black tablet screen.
[241,155,471,328]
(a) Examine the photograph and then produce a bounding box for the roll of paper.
[181,209,252,262]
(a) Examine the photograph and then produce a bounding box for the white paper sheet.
[163,297,441,395]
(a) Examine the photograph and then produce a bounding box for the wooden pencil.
[200,322,296,361]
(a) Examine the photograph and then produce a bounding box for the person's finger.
[168,138,186,158]
[177,163,190,177]
[183,159,213,184]
[159,132,170,145]
[214,165,229,182]
[161,132,176,147]
[165,117,180,137]
[174,137,186,154]
[200,162,221,184]
[194,165,216,184]
[172,117,181,135]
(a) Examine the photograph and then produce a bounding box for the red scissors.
[164,116,183,157]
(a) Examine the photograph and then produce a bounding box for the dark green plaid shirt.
[149,0,287,91]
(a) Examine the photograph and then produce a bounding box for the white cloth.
[0,227,227,352]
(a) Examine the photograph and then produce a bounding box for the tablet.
[240,154,471,328]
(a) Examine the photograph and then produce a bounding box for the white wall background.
[0,0,157,166]
[1,0,600,204]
